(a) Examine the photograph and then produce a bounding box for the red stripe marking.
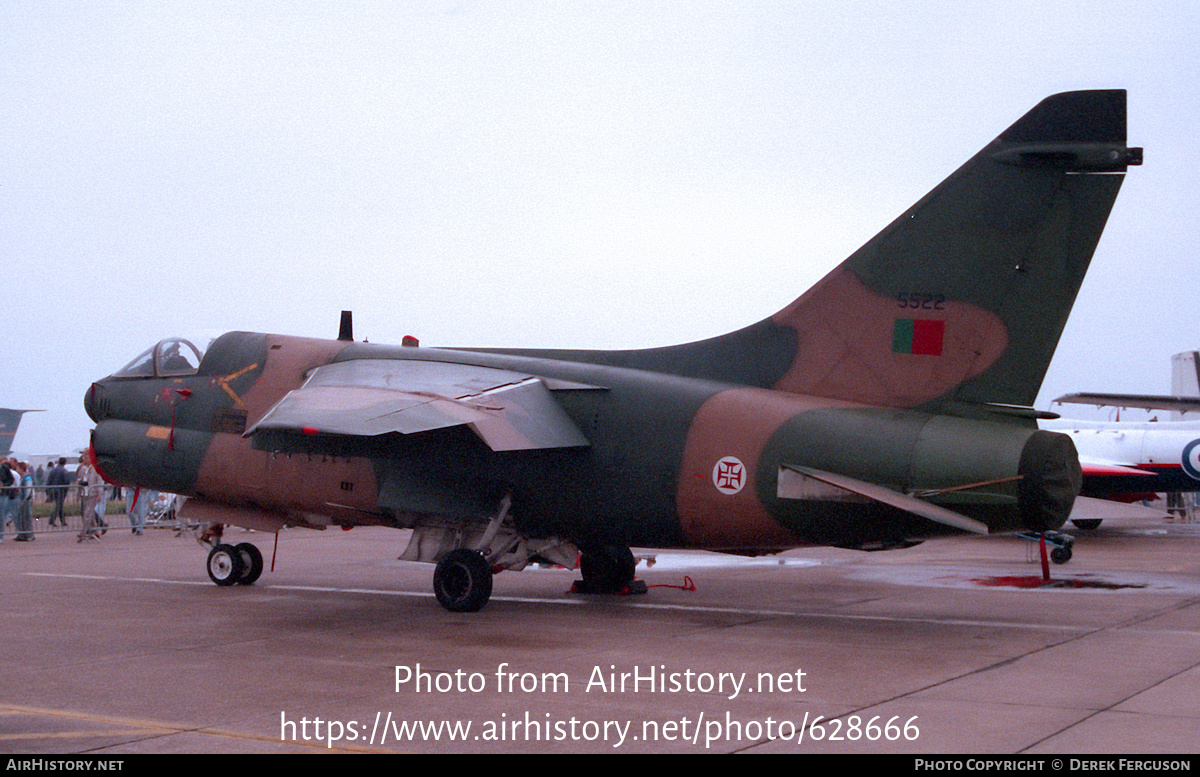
[910,319,944,356]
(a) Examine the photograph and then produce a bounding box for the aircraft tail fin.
[773,90,1140,411]
[1171,351,1200,420]
[0,409,42,457]
[492,91,1139,414]
[576,90,1139,412]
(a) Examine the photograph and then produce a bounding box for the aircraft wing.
[245,359,592,451]
[1070,496,1170,521]
[1055,392,1200,413]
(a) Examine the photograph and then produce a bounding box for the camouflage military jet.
[85,90,1141,611]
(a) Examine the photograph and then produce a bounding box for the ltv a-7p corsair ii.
[86,90,1141,611]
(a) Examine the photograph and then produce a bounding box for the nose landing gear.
[203,532,265,586]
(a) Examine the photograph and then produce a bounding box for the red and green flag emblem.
[893,318,944,356]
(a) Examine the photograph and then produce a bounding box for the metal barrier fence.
[1,484,183,540]
[5,484,1195,541]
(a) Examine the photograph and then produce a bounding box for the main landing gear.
[402,495,580,613]
[574,544,646,595]
[427,542,647,612]
[433,549,494,612]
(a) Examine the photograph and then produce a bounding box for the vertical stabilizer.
[0,409,42,457]
[490,91,1139,415]
[766,90,1139,410]
[1171,351,1200,420]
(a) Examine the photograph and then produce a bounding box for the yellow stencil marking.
[216,362,259,408]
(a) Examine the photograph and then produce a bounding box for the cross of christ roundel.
[712,456,747,495]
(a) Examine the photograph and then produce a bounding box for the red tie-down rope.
[647,576,697,592]
[565,577,697,595]
[637,554,696,591]
[563,552,698,594]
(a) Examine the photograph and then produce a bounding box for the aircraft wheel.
[433,549,493,612]
[207,543,245,586]
[579,545,636,592]
[1050,545,1073,564]
[1071,519,1102,531]
[235,542,264,585]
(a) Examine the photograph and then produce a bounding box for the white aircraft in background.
[1048,350,1200,529]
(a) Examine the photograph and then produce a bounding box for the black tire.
[1050,546,1072,565]
[235,542,264,585]
[433,549,493,612]
[1071,519,1102,531]
[579,545,636,592]
[207,543,245,586]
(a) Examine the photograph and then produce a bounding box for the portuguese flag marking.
[893,318,944,356]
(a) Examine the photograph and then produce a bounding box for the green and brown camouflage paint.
[87,91,1137,561]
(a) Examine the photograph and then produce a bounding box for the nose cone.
[84,382,104,423]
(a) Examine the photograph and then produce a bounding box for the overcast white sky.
[3,1,1198,456]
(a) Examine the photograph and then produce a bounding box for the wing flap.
[462,379,590,450]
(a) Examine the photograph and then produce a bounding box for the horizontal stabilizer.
[781,464,990,535]
[992,90,1141,171]
[246,359,590,451]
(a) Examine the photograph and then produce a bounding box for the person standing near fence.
[0,460,14,542]
[76,451,103,542]
[46,457,69,527]
[125,486,149,536]
[13,462,34,541]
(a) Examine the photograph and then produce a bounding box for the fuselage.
[88,331,1072,554]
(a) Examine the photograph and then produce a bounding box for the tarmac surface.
[2,512,1198,754]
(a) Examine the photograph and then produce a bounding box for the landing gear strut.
[403,494,579,613]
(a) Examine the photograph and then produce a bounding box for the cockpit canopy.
[112,338,204,378]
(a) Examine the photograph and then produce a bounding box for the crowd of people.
[0,457,39,542]
[0,454,162,543]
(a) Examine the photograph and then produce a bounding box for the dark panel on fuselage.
[474,318,799,392]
